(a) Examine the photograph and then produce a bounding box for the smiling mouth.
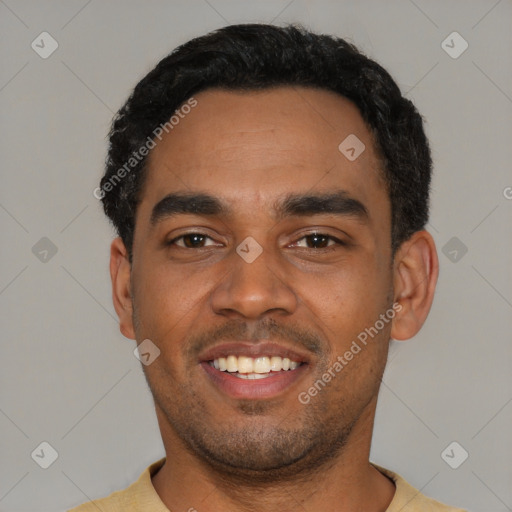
[208,355,304,380]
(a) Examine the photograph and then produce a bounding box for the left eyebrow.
[273,190,369,222]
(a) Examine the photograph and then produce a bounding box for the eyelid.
[165,228,348,249]
[290,232,346,248]
[289,226,348,243]
[166,230,222,248]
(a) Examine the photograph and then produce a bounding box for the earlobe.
[110,237,136,340]
[390,231,439,341]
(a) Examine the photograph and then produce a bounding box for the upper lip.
[198,341,311,364]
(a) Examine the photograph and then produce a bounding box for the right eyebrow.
[150,193,230,226]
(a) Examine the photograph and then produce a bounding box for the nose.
[210,243,298,320]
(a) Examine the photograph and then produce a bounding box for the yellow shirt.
[68,458,466,511]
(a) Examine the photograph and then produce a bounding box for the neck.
[151,397,395,512]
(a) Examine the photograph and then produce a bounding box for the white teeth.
[211,355,302,374]
[254,356,270,374]
[237,356,254,374]
[270,356,281,371]
[226,355,237,372]
[235,372,271,380]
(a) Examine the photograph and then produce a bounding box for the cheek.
[302,260,388,318]
[296,261,392,367]
[132,258,213,339]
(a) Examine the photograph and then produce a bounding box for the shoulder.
[68,490,124,512]
[374,464,467,512]
[67,458,167,512]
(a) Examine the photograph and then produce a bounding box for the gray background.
[1,1,511,511]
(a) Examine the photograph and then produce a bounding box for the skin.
[110,86,439,512]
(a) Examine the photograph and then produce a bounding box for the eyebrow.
[150,193,224,225]
[275,191,368,221]
[149,190,368,226]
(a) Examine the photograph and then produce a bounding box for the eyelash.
[167,232,346,250]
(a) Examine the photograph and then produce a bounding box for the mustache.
[186,317,326,359]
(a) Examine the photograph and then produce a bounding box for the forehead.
[141,86,388,219]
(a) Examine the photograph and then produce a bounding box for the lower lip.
[201,362,308,400]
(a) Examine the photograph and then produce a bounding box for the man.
[71,23,466,512]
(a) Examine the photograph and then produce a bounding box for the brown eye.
[169,233,216,248]
[306,234,330,249]
[294,233,343,249]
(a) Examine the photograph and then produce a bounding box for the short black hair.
[99,23,432,259]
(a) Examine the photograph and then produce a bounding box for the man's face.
[127,87,394,476]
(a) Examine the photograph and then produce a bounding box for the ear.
[391,230,439,341]
[110,237,136,340]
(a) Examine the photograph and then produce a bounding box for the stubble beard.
[133,304,388,484]
[146,362,376,485]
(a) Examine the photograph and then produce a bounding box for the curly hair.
[99,23,432,260]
